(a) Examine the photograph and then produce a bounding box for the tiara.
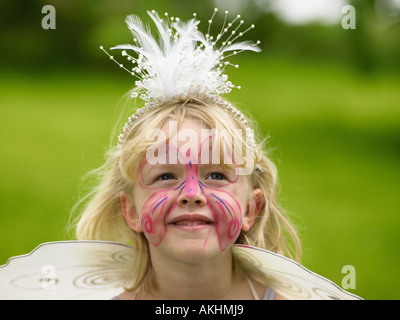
[100,9,261,146]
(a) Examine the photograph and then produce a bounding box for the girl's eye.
[157,173,176,181]
[207,172,226,180]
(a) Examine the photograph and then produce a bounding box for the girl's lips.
[173,220,212,226]
[168,221,212,231]
[168,214,214,230]
[168,214,214,225]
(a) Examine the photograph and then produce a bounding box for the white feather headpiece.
[100,9,261,145]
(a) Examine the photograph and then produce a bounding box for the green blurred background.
[0,0,399,299]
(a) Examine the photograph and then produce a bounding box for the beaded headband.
[100,9,260,146]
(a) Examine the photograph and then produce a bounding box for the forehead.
[143,116,248,171]
[160,118,213,157]
[162,117,206,138]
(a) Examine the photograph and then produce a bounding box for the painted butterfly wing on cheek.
[140,191,177,247]
[204,188,242,251]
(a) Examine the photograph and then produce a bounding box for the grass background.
[1,54,399,300]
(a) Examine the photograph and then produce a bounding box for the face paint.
[201,181,242,250]
[137,131,244,251]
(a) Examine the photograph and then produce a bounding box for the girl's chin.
[151,234,231,264]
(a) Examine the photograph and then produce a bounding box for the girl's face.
[122,118,261,263]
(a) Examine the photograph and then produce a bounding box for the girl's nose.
[177,192,207,207]
[177,182,207,207]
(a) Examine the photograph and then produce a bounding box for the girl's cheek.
[206,191,242,251]
[140,192,177,247]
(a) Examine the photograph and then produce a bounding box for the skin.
[120,117,269,299]
[137,146,243,253]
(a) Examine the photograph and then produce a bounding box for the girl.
[74,9,301,300]
[75,95,301,300]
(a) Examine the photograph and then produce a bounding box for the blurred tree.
[345,0,400,74]
[0,0,398,75]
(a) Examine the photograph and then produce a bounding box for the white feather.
[109,10,261,101]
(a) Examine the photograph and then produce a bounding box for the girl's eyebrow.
[201,163,227,169]
[200,163,236,173]
[141,161,236,176]
[141,163,181,173]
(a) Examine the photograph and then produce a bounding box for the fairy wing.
[0,241,130,300]
[232,245,362,300]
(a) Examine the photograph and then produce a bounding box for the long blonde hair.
[72,95,301,290]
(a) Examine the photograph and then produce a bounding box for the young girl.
[74,9,301,300]
[67,9,364,301]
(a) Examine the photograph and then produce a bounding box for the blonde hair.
[72,95,301,290]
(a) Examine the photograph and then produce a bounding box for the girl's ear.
[120,192,142,232]
[242,188,264,232]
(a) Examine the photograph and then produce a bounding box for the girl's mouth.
[169,214,213,224]
[172,220,212,226]
[168,214,214,230]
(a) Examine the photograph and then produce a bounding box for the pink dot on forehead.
[184,160,199,198]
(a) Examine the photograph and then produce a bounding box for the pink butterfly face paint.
[136,120,246,252]
[138,161,242,251]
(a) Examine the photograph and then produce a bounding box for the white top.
[245,276,275,300]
